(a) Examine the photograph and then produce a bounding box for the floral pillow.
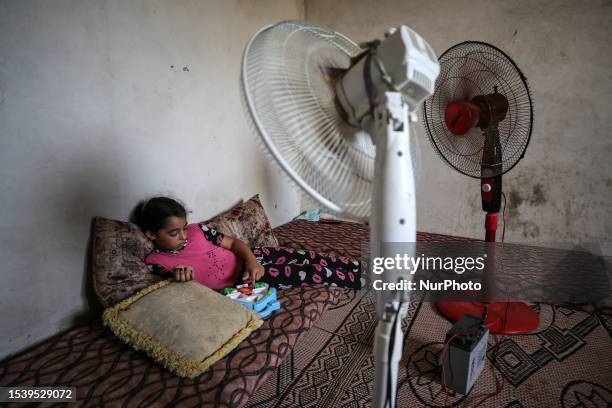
[91,217,161,308]
[203,194,279,248]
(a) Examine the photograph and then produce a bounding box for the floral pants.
[252,247,363,289]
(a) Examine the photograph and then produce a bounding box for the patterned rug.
[244,287,611,407]
[250,221,612,407]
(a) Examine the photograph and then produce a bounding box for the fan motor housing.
[444,93,509,136]
[335,25,439,128]
[472,93,509,129]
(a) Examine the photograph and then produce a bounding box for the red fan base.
[435,211,540,334]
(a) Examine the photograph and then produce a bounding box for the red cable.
[472,333,506,407]
[441,193,510,406]
[473,198,508,406]
[501,192,507,243]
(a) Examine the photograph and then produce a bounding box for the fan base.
[436,301,540,334]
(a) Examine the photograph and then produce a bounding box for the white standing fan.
[241,21,439,408]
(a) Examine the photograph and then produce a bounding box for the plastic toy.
[222,282,280,318]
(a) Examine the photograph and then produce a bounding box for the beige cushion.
[102,280,263,378]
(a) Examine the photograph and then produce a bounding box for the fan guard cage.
[423,41,533,178]
[241,21,377,220]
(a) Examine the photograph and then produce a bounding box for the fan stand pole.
[370,92,416,408]
[482,208,540,334]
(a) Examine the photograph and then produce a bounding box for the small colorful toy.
[222,282,280,318]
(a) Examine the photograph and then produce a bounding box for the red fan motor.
[444,92,509,136]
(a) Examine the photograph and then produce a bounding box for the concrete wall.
[306,0,612,243]
[0,0,303,359]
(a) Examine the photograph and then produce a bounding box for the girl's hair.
[131,197,187,233]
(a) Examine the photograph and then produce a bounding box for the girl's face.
[145,216,188,251]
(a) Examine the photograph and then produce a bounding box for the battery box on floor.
[442,314,489,395]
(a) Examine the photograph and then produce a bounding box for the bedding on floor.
[0,285,339,407]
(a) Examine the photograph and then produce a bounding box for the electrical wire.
[440,193,510,406]
[501,192,507,243]
[472,194,509,407]
[386,305,400,408]
[472,330,507,407]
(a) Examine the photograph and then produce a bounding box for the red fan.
[423,41,536,334]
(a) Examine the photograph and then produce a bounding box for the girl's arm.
[147,263,173,278]
[220,236,264,282]
[147,263,194,282]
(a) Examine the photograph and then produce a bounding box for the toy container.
[222,282,280,318]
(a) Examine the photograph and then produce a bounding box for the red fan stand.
[435,95,539,335]
[435,212,540,334]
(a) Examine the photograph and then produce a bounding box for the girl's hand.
[243,260,265,283]
[220,235,265,283]
[172,265,194,282]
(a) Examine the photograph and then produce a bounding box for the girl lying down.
[134,197,363,291]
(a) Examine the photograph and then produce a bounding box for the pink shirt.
[145,224,242,290]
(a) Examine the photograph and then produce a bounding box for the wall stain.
[564,200,573,229]
[182,66,190,72]
[529,183,546,206]
[521,221,540,239]
[504,181,546,239]
[508,190,523,209]
[0,80,5,107]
